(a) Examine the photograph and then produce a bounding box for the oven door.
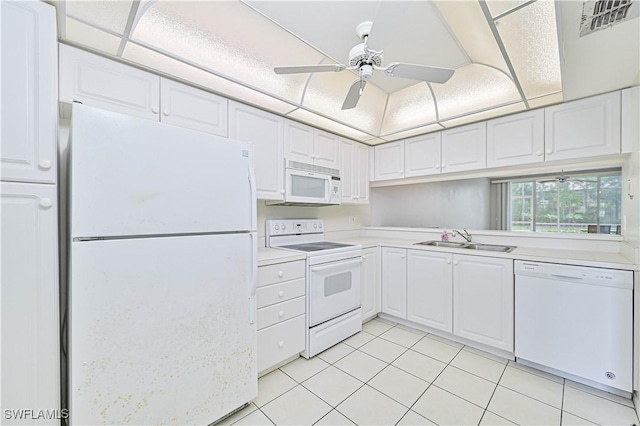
[285,168,331,204]
[308,257,361,327]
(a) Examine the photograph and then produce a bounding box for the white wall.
[369,178,492,230]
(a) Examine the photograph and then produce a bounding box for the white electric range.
[266,219,363,358]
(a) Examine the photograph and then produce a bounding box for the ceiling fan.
[539,170,597,184]
[274,21,455,110]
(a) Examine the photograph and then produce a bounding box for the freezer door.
[70,104,255,238]
[69,233,257,425]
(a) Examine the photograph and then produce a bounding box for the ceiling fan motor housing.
[348,42,383,68]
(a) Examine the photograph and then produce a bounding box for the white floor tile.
[462,346,509,365]
[450,350,507,383]
[233,409,274,425]
[565,379,635,408]
[362,319,394,336]
[379,327,424,347]
[397,410,436,425]
[254,369,298,407]
[302,366,363,407]
[480,411,516,425]
[316,343,355,365]
[368,365,430,407]
[359,337,406,363]
[217,403,258,426]
[336,385,408,426]
[508,360,564,384]
[280,356,329,383]
[499,365,564,408]
[334,350,387,382]
[488,386,561,426]
[561,412,596,425]
[411,335,462,363]
[392,349,446,383]
[314,409,354,425]
[342,331,376,349]
[261,385,332,426]
[563,385,639,425]
[412,385,484,426]
[434,366,496,408]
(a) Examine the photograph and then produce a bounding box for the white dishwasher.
[515,260,633,393]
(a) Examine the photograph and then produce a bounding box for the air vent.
[580,0,639,36]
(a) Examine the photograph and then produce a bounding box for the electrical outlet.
[348,216,356,224]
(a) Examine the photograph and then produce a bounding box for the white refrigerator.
[68,104,258,424]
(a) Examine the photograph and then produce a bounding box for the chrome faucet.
[453,229,472,243]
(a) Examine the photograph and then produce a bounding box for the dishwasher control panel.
[514,261,633,288]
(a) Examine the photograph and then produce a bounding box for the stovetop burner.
[279,241,355,252]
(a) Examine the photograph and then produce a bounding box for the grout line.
[560,379,566,426]
[479,362,508,425]
[256,407,276,426]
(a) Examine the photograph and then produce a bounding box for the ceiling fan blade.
[384,63,455,83]
[342,80,366,110]
[274,64,346,75]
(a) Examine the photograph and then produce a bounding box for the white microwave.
[267,160,341,206]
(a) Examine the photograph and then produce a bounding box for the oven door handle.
[311,258,362,273]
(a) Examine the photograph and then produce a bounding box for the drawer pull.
[278,341,284,348]
[278,271,284,278]
[278,311,284,318]
[278,291,285,298]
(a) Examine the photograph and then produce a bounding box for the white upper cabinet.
[622,86,639,154]
[452,255,513,352]
[487,110,544,168]
[381,247,407,319]
[284,120,339,169]
[407,250,453,333]
[355,143,370,203]
[1,1,57,184]
[60,44,160,120]
[545,91,621,161]
[374,140,405,181]
[160,78,228,137]
[229,101,284,201]
[404,133,442,177]
[340,139,370,204]
[441,122,487,173]
[361,247,381,322]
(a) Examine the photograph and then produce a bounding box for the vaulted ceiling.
[52,0,639,144]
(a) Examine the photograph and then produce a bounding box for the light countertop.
[257,247,306,267]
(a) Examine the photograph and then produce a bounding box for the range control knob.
[314,223,318,229]
[275,225,280,231]
[319,223,323,228]
[281,224,286,230]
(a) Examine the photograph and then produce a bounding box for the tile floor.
[220,318,639,426]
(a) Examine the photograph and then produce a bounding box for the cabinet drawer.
[258,260,305,287]
[257,278,305,308]
[257,296,305,330]
[257,315,305,373]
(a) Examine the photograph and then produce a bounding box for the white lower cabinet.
[452,255,514,352]
[256,260,306,375]
[381,247,407,319]
[1,182,60,419]
[407,250,453,333]
[361,247,381,321]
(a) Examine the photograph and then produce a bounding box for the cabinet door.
[59,44,160,120]
[340,139,356,203]
[545,92,621,161]
[374,141,405,181]
[441,122,487,173]
[355,143,370,204]
[487,110,544,168]
[453,255,513,352]
[1,182,59,417]
[314,130,340,169]
[160,78,228,137]
[407,250,453,333]
[361,247,381,321]
[622,87,639,154]
[381,247,407,319]
[229,101,284,200]
[1,1,57,184]
[284,120,314,163]
[404,133,442,177]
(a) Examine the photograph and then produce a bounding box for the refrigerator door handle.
[248,166,257,232]
[248,232,257,324]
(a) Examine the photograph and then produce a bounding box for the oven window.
[324,272,352,297]
[292,175,326,198]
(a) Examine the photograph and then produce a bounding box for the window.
[497,170,622,234]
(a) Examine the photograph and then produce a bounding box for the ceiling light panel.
[485,0,530,18]
[65,0,133,35]
[431,63,521,120]
[380,83,437,135]
[131,1,325,105]
[495,0,563,100]
[287,109,372,142]
[122,43,297,115]
[302,68,387,135]
[65,18,122,55]
[434,1,508,75]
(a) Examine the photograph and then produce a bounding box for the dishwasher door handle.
[550,274,583,281]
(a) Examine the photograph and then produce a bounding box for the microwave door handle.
[310,258,362,273]
[325,178,331,203]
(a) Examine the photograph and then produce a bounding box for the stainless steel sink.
[414,241,516,253]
